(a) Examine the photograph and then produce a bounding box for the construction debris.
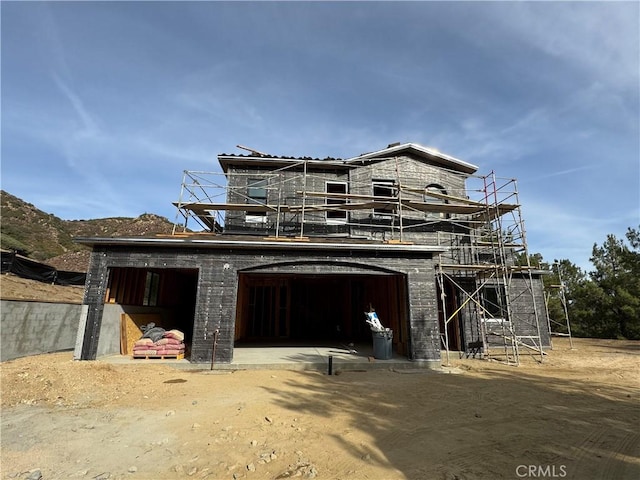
[364,310,385,333]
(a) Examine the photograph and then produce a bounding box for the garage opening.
[235,273,410,356]
[104,267,198,359]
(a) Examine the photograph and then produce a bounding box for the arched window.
[424,184,449,219]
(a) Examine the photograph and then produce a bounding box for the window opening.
[424,184,448,219]
[373,179,396,215]
[482,285,507,319]
[247,177,268,223]
[326,181,348,222]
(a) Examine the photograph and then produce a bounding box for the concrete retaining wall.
[1,300,82,362]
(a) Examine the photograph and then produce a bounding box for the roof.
[346,143,479,174]
[217,154,348,173]
[218,142,478,174]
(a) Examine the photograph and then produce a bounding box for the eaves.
[75,236,446,254]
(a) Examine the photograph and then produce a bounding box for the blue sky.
[2,1,638,271]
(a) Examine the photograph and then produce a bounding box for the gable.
[346,143,478,175]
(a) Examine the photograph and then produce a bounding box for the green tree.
[538,227,640,340]
[545,259,588,336]
[586,227,640,339]
[560,227,640,340]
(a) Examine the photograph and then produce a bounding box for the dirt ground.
[0,274,84,304]
[1,337,638,480]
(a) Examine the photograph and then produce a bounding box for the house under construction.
[75,143,550,366]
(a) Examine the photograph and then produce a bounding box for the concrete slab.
[99,343,442,372]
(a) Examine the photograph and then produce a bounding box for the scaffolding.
[544,262,574,349]
[175,159,504,236]
[172,158,546,365]
[435,172,546,366]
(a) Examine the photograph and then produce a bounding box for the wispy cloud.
[35,3,74,83]
[489,2,639,92]
[52,73,100,138]
[133,136,218,168]
[524,165,601,183]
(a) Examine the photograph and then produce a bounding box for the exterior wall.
[222,155,470,244]
[78,246,441,365]
[510,274,550,347]
[406,261,441,361]
[456,275,551,350]
[224,165,350,236]
[225,165,283,233]
[1,299,82,362]
[348,155,469,243]
[455,277,482,349]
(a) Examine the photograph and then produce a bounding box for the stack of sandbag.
[132,328,186,357]
[159,329,186,356]
[133,337,159,356]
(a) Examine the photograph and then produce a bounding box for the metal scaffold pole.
[395,156,404,243]
[299,160,307,239]
[557,263,573,349]
[437,259,451,366]
[172,170,189,235]
[482,172,517,364]
[549,262,574,349]
[512,181,545,363]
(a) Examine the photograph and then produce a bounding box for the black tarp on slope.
[1,251,86,286]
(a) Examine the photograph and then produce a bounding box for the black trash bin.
[372,329,393,360]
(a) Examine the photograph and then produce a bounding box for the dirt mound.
[0,273,84,303]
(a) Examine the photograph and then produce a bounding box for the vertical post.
[394,156,404,242]
[483,172,517,364]
[299,160,307,238]
[173,170,189,235]
[275,173,282,238]
[437,264,451,366]
[210,329,219,370]
[556,263,574,349]
[512,178,545,363]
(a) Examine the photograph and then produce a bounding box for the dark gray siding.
[223,155,470,244]
[349,155,469,244]
[455,275,551,350]
[225,165,350,236]
[510,274,550,347]
[79,245,441,364]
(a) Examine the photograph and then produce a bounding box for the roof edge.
[346,143,478,174]
[217,155,350,172]
[74,236,445,253]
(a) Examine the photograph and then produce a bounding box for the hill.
[1,190,176,272]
